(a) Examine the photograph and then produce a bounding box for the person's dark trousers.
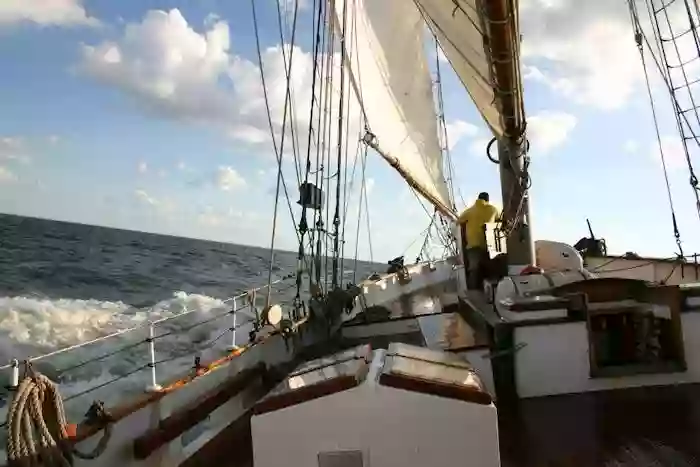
[466,246,489,290]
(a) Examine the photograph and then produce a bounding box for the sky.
[1,0,700,262]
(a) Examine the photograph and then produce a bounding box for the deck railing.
[0,273,299,425]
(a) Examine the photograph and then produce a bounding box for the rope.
[629,0,684,256]
[331,0,349,289]
[7,365,112,466]
[249,0,298,308]
[636,0,700,222]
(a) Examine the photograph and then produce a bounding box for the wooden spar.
[364,137,458,221]
[481,0,534,266]
[482,0,525,139]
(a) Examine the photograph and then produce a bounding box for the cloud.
[0,166,17,183]
[137,161,148,174]
[134,189,176,216]
[217,166,246,191]
[366,178,375,194]
[527,110,577,154]
[650,135,686,170]
[444,120,478,150]
[624,139,639,154]
[0,136,31,164]
[278,0,310,14]
[520,0,645,109]
[134,189,158,206]
[79,9,357,160]
[469,138,491,157]
[0,0,98,27]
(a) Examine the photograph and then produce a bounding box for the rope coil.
[6,363,112,466]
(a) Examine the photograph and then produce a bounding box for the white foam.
[0,291,235,359]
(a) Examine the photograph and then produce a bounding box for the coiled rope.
[6,363,112,466]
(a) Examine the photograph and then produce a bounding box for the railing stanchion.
[227,297,238,351]
[146,323,162,392]
[8,359,18,392]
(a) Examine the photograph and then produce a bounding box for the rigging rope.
[331,0,349,289]
[275,0,304,186]
[250,0,301,306]
[636,0,700,222]
[294,0,325,305]
[629,0,684,256]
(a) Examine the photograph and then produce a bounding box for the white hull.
[6,241,700,467]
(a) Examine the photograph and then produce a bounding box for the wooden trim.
[378,371,492,405]
[69,391,166,444]
[343,309,454,327]
[178,406,256,467]
[132,364,265,460]
[252,361,369,416]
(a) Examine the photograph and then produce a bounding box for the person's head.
[477,192,490,202]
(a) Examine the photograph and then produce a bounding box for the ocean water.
[0,213,379,427]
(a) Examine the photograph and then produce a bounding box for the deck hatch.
[252,345,370,415]
[379,343,492,405]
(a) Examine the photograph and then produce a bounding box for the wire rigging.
[634,0,700,222]
[331,0,349,289]
[628,0,684,255]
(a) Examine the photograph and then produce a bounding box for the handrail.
[0,273,296,371]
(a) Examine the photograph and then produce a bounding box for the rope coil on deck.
[6,362,112,466]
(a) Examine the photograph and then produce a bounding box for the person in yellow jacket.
[457,192,500,290]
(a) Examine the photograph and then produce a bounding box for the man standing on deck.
[457,192,500,290]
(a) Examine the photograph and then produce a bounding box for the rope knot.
[84,400,113,425]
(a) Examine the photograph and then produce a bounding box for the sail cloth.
[413,0,506,139]
[335,0,456,218]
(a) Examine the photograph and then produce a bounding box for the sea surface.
[0,213,379,427]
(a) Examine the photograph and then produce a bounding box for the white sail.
[413,0,508,138]
[336,0,455,217]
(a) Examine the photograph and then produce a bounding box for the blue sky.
[0,0,699,261]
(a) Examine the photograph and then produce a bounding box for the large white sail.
[413,0,510,138]
[336,0,455,217]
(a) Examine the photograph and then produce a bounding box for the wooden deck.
[499,383,700,466]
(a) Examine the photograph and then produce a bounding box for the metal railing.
[0,273,298,414]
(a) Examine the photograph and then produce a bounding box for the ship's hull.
[8,254,700,466]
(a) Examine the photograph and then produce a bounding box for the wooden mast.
[481,0,534,268]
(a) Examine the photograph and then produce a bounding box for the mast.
[483,0,534,267]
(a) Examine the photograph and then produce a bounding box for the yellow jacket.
[457,199,499,248]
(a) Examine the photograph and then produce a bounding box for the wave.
[0,292,234,358]
[0,291,263,436]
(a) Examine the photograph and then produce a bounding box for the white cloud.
[519,0,651,110]
[0,136,31,164]
[217,166,246,191]
[134,189,176,216]
[48,135,60,145]
[527,110,577,155]
[278,0,310,14]
[134,189,158,206]
[79,9,356,159]
[469,138,491,157]
[444,120,478,150]
[0,0,98,27]
[137,161,148,174]
[624,139,639,154]
[366,178,375,194]
[650,136,686,170]
[0,166,17,183]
